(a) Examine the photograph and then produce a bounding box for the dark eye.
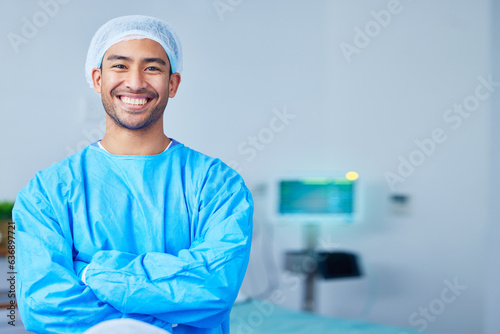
[112,64,126,69]
[146,66,160,71]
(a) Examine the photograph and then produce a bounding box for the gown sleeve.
[81,165,254,329]
[13,174,172,334]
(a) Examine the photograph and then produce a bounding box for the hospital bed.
[230,299,418,334]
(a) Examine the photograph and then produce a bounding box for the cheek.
[148,75,169,88]
[101,73,122,91]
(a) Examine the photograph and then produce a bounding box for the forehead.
[103,38,169,63]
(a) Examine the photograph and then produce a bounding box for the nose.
[125,68,147,91]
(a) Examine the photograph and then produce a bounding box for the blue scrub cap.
[85,15,183,88]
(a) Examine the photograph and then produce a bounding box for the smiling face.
[91,38,180,131]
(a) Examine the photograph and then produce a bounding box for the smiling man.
[13,16,253,334]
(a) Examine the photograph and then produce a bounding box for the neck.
[100,116,171,155]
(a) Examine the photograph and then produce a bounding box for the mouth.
[120,96,149,105]
[116,94,153,110]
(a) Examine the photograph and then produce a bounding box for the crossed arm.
[13,174,253,334]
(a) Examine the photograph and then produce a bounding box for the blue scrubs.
[13,139,253,334]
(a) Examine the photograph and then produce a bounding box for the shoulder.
[174,144,252,209]
[175,142,242,184]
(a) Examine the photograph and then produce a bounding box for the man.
[13,15,253,334]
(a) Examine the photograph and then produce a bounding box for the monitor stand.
[303,224,318,312]
[284,224,362,313]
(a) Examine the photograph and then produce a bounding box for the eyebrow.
[106,54,167,66]
[143,57,167,66]
[106,55,131,62]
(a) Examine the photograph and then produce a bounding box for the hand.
[74,260,90,283]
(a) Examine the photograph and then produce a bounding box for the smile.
[120,96,149,106]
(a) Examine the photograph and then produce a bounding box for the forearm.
[83,234,250,328]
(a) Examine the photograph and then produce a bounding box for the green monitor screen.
[278,178,355,222]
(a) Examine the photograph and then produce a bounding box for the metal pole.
[303,224,318,312]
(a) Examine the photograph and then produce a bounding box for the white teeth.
[120,96,148,105]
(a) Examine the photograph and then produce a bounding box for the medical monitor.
[270,174,359,224]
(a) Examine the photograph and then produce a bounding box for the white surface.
[83,319,171,334]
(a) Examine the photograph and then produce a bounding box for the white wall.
[485,1,500,332]
[0,1,493,333]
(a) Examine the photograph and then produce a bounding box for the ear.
[168,73,181,98]
[92,68,102,93]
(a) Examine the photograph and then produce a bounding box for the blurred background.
[0,0,499,333]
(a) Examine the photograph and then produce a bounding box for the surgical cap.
[85,15,183,88]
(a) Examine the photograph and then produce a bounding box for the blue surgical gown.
[13,139,253,334]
